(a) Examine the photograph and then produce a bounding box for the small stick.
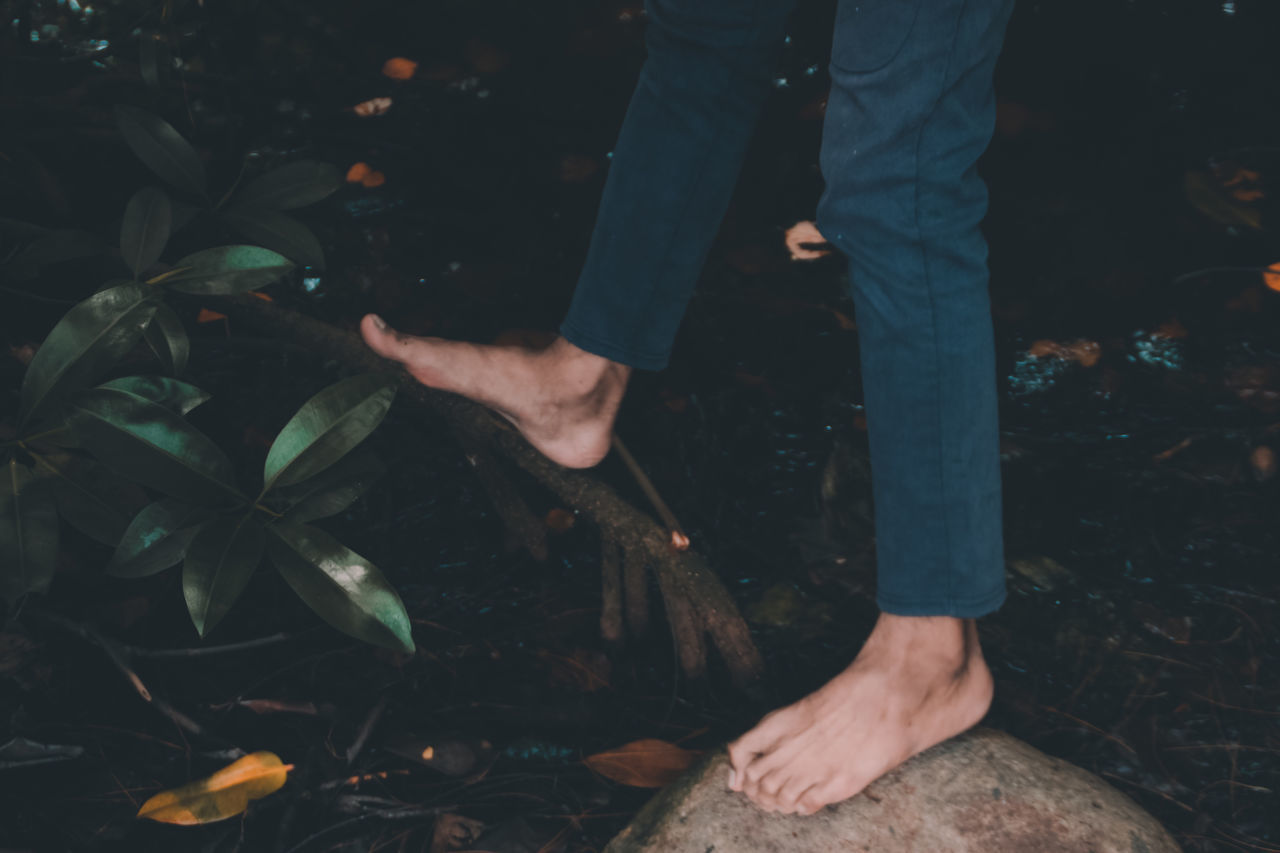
[346,694,390,764]
[127,632,292,659]
[611,433,689,550]
[600,538,623,643]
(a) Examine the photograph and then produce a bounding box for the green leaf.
[42,454,133,546]
[114,105,206,196]
[221,207,324,269]
[183,515,265,637]
[143,303,190,376]
[0,460,58,606]
[267,519,413,652]
[139,32,170,90]
[162,245,294,295]
[276,447,385,523]
[231,161,343,210]
[109,498,209,578]
[120,187,172,279]
[98,376,210,416]
[19,283,159,430]
[262,375,395,493]
[68,388,242,506]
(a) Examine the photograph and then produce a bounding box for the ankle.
[866,613,972,670]
[546,337,630,395]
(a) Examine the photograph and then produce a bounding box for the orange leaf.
[1231,187,1265,202]
[346,162,371,183]
[250,291,273,302]
[196,308,227,323]
[361,171,386,188]
[137,751,293,825]
[1263,263,1280,293]
[382,57,418,80]
[584,739,697,788]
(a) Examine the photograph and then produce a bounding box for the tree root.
[218,297,764,687]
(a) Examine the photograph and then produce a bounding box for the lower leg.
[360,315,630,469]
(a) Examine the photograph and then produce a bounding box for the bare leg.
[727,613,994,815]
[360,314,630,469]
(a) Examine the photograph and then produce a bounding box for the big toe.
[360,314,408,362]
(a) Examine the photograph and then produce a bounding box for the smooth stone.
[605,727,1181,853]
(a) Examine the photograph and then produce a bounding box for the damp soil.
[2,0,1279,850]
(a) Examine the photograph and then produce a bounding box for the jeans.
[560,0,1016,618]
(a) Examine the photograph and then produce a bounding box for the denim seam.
[913,0,970,609]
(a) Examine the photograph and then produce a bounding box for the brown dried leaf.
[583,738,697,788]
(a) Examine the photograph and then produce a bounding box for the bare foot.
[727,613,994,816]
[359,314,630,468]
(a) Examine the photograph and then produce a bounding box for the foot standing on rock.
[362,0,1017,818]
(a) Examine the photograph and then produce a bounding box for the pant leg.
[559,0,797,370]
[814,0,1015,617]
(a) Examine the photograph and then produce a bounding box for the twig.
[453,427,548,561]
[611,433,689,550]
[346,694,390,764]
[600,538,623,643]
[126,632,292,659]
[26,607,216,741]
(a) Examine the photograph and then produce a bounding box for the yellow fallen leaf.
[1184,171,1263,231]
[583,739,697,788]
[137,751,293,825]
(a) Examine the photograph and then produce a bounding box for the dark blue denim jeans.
[560,0,1016,618]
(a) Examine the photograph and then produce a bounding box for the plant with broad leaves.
[4,195,410,653]
[113,105,343,270]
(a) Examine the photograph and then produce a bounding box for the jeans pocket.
[829,0,923,73]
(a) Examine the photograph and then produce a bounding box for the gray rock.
[605,727,1181,853]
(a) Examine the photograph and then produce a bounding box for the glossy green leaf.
[232,161,343,210]
[18,283,159,430]
[267,520,412,652]
[114,105,206,196]
[0,460,58,606]
[221,207,324,269]
[277,447,385,523]
[42,454,133,546]
[183,515,265,637]
[68,388,242,506]
[143,303,190,376]
[121,187,172,279]
[162,245,294,295]
[262,375,395,493]
[109,498,209,578]
[98,376,210,416]
[139,32,170,90]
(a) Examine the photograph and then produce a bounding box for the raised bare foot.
[726,613,994,815]
[359,314,631,468]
